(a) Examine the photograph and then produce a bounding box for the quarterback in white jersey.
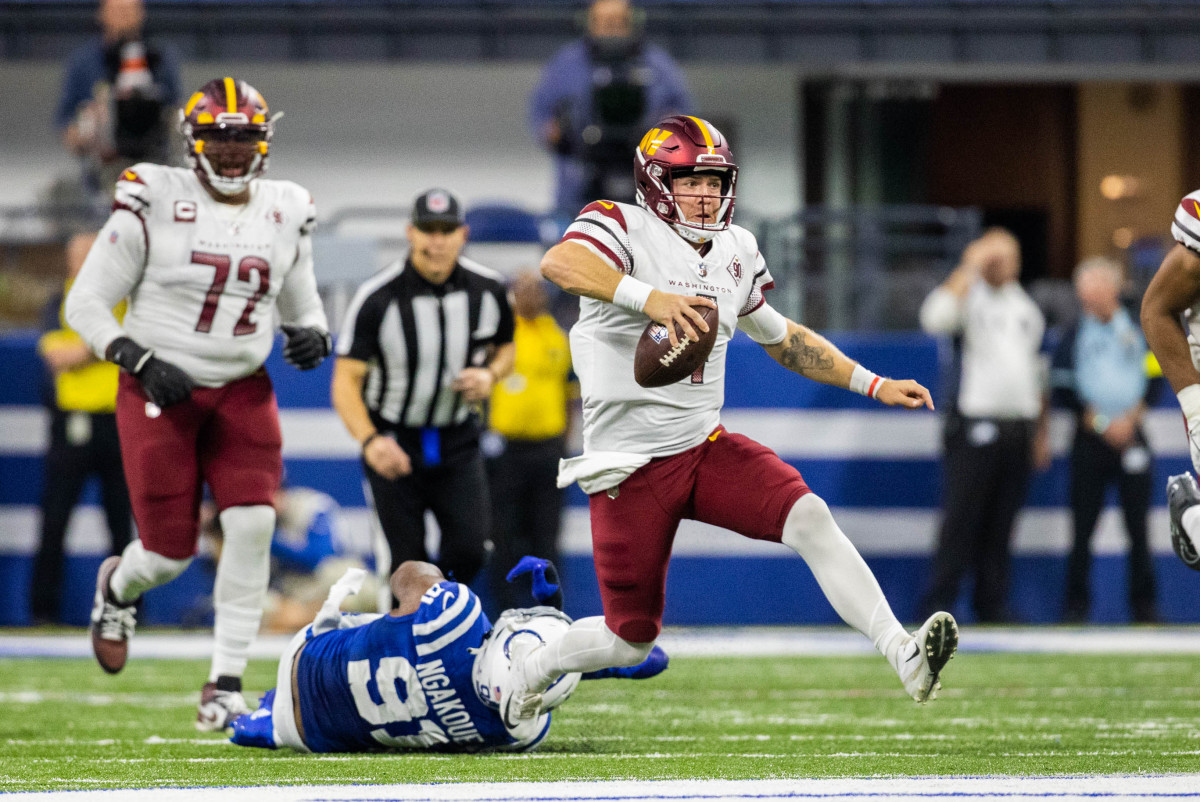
[64,77,332,732]
[499,116,958,735]
[1143,189,1200,570]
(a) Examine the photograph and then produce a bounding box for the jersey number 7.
[192,251,271,336]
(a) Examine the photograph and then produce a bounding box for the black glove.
[281,324,331,371]
[106,336,195,408]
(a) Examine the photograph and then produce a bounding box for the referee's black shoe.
[1167,473,1200,571]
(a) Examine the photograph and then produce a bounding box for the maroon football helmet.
[179,77,279,196]
[634,115,737,243]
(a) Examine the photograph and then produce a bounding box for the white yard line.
[7,776,1200,801]
[5,627,1200,661]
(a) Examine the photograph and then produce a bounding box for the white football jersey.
[563,200,775,457]
[1170,190,1200,369]
[66,163,327,387]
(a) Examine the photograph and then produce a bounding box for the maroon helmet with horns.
[633,115,737,244]
[179,77,280,197]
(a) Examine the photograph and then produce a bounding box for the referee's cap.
[412,188,464,228]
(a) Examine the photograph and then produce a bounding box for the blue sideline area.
[2,330,1196,629]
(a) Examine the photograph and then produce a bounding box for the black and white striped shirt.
[337,256,514,431]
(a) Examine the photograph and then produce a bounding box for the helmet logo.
[639,127,674,156]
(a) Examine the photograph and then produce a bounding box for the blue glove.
[228,689,278,750]
[506,555,563,609]
[582,645,670,681]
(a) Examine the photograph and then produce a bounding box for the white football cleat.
[196,681,252,732]
[499,635,545,739]
[899,611,958,703]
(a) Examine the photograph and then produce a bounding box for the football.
[634,304,719,388]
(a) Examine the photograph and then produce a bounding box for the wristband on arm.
[612,275,654,313]
[849,363,884,399]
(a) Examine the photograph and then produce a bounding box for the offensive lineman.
[503,115,959,729]
[228,557,667,753]
[65,77,332,730]
[1141,191,1200,571]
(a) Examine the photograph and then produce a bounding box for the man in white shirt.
[499,115,958,733]
[65,77,331,731]
[1141,189,1200,572]
[917,228,1050,622]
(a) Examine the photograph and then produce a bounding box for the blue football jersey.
[294,581,544,752]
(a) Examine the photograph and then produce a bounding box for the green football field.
[1,648,1199,793]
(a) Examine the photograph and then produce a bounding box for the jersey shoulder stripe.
[412,581,484,657]
[1173,191,1200,253]
[564,202,634,275]
[112,162,160,217]
[580,200,627,232]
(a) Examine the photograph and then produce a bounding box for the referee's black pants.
[1064,427,1156,622]
[364,450,490,588]
[486,436,566,612]
[921,417,1034,623]
[34,410,132,622]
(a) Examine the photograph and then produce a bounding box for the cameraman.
[55,0,181,218]
[530,0,692,218]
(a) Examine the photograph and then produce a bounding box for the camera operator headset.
[529,0,693,218]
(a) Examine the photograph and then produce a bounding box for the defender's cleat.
[499,636,545,737]
[89,556,136,674]
[197,681,252,732]
[1167,473,1200,571]
[900,611,958,703]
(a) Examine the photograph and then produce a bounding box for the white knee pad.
[781,492,840,555]
[110,539,192,603]
[214,504,274,608]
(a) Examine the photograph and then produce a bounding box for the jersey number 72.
[192,251,271,336]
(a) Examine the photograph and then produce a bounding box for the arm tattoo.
[779,330,836,375]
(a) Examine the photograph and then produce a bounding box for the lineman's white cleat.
[499,635,546,740]
[196,681,252,732]
[899,611,958,703]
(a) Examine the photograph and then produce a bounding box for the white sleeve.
[918,287,964,334]
[737,300,789,345]
[64,209,147,358]
[276,231,329,331]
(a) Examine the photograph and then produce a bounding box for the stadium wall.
[0,60,799,219]
[2,331,1197,629]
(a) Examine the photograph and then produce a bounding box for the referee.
[332,189,515,588]
[917,228,1050,623]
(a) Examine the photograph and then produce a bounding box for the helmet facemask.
[635,148,738,245]
[184,119,274,197]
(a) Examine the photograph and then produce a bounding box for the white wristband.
[1179,383,1200,422]
[612,275,654,314]
[849,364,884,399]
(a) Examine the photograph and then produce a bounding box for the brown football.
[634,304,719,388]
